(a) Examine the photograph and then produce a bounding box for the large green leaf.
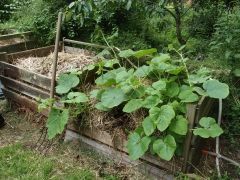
[151,54,170,64]
[142,116,156,136]
[153,135,176,161]
[127,132,151,160]
[133,48,157,58]
[165,82,180,98]
[123,99,144,113]
[169,115,188,135]
[101,88,126,108]
[118,49,135,58]
[95,102,110,111]
[152,80,166,91]
[62,92,88,104]
[203,79,229,99]
[149,105,175,132]
[143,95,162,109]
[134,65,152,77]
[178,89,199,103]
[156,105,175,131]
[56,74,79,94]
[47,108,69,139]
[193,117,223,138]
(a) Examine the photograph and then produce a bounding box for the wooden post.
[50,12,63,99]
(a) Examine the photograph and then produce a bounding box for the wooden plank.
[183,103,198,172]
[0,61,51,90]
[187,97,215,172]
[0,31,32,41]
[68,124,182,172]
[0,41,37,54]
[65,130,174,180]
[6,45,56,62]
[64,46,89,54]
[0,52,7,62]
[0,76,50,99]
[64,39,108,49]
[2,88,48,116]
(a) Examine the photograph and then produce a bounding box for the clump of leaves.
[39,47,229,161]
[90,48,228,161]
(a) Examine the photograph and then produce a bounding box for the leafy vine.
[39,48,229,161]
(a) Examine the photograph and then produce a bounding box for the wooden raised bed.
[0,31,37,54]
[0,41,215,178]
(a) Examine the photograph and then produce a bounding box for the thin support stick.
[50,12,63,99]
[202,150,240,167]
[216,99,222,178]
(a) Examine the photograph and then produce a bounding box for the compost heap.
[13,51,95,77]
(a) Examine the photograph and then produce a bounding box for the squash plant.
[39,48,229,161]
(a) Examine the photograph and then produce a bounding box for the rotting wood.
[187,97,215,172]
[0,52,7,62]
[65,129,174,180]
[0,31,32,41]
[67,124,182,172]
[2,88,48,116]
[0,41,37,54]
[6,45,59,62]
[0,76,50,99]
[183,103,197,172]
[64,38,108,49]
[0,61,51,90]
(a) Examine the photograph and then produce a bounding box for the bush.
[9,0,67,44]
[210,7,240,68]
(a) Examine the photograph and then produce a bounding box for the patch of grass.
[0,144,95,180]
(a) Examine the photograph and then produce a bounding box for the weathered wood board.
[0,61,51,90]
[65,130,174,180]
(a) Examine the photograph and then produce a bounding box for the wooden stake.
[50,12,63,99]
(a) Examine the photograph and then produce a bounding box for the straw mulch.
[13,51,95,77]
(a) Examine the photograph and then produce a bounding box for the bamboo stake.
[50,12,63,99]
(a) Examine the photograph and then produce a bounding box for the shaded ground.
[0,103,146,180]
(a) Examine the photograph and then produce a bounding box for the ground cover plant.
[38,47,229,162]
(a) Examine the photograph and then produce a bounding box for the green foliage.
[203,79,229,99]
[56,74,80,94]
[0,144,95,179]
[126,132,151,160]
[153,135,177,161]
[193,117,223,138]
[89,48,229,161]
[47,108,69,139]
[210,7,240,67]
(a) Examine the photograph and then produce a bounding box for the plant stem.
[202,150,240,167]
[216,98,222,178]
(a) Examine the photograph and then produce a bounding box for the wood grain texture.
[2,88,49,116]
[0,61,51,90]
[0,76,50,99]
[65,129,174,180]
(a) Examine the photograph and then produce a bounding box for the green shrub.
[210,6,240,67]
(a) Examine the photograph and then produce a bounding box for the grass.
[0,144,95,180]
[0,105,144,180]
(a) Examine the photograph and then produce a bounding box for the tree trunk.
[173,0,186,45]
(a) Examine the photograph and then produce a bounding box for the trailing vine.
[39,48,229,161]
